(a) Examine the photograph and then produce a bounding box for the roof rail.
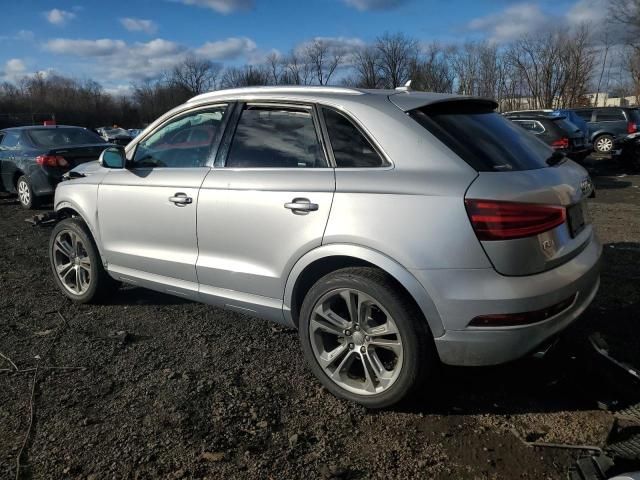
[188,85,365,103]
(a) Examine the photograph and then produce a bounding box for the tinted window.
[513,120,545,134]
[629,109,640,123]
[1,131,20,148]
[133,106,227,168]
[595,109,625,122]
[553,118,580,135]
[27,128,105,148]
[322,108,386,168]
[574,110,593,121]
[410,104,551,172]
[226,105,326,168]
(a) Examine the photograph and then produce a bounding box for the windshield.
[410,104,551,171]
[27,128,106,148]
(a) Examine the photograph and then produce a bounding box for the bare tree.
[410,43,454,93]
[265,52,283,85]
[375,32,419,88]
[281,50,313,85]
[351,46,383,88]
[304,39,345,85]
[220,65,271,89]
[170,55,221,96]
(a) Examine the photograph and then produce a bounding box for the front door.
[98,104,230,299]
[196,103,335,319]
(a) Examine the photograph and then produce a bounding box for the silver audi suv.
[48,86,601,408]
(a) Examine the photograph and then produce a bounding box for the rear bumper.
[412,234,602,366]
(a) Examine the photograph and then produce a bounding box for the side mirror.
[99,147,125,169]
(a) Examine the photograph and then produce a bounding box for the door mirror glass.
[99,147,125,169]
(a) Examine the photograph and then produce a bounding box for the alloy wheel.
[17,180,30,207]
[52,230,92,295]
[309,288,404,396]
[596,137,613,153]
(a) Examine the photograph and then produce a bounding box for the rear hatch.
[405,99,594,276]
[551,117,586,152]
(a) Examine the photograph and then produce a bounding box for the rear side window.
[574,110,593,121]
[27,128,105,148]
[595,109,625,122]
[512,119,545,134]
[410,104,551,172]
[553,118,580,135]
[226,105,326,168]
[1,131,21,148]
[322,108,387,168]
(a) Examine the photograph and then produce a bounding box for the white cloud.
[466,3,550,43]
[1,58,27,81]
[342,0,408,11]
[45,8,76,26]
[45,38,128,56]
[175,0,254,14]
[195,37,257,60]
[120,18,158,35]
[43,36,258,81]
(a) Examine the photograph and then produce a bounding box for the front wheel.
[16,175,39,209]
[49,218,118,303]
[299,267,435,408]
[594,134,614,154]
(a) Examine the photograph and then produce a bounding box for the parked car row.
[504,106,640,158]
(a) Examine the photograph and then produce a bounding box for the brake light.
[628,122,638,134]
[469,294,576,327]
[465,199,567,241]
[36,155,68,168]
[551,137,569,149]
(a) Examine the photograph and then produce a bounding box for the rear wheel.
[594,134,614,154]
[299,267,435,408]
[16,175,39,209]
[49,218,118,303]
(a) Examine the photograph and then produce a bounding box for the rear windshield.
[553,118,581,135]
[628,109,640,123]
[27,128,105,148]
[409,104,551,171]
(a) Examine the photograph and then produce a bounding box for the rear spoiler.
[389,92,498,113]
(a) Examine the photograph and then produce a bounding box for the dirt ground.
[1,158,639,479]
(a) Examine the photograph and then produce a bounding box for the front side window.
[132,106,227,168]
[322,108,387,168]
[225,105,326,168]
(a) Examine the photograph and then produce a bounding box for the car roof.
[187,86,498,112]
[0,125,89,132]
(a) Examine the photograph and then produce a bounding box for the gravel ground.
[1,159,639,479]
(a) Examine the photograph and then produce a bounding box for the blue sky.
[0,0,602,93]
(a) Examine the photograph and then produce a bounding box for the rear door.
[196,103,334,319]
[98,104,230,299]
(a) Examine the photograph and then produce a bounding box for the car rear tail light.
[469,294,576,327]
[551,137,569,149]
[36,155,68,168]
[628,122,638,134]
[465,199,567,241]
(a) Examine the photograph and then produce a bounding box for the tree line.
[1,16,639,129]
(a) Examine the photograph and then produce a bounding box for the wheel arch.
[284,244,444,337]
[54,200,105,261]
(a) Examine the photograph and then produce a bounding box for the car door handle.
[169,192,193,206]
[284,198,318,214]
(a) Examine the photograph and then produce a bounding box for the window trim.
[318,105,393,170]
[128,103,231,170]
[217,101,332,170]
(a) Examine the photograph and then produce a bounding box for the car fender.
[54,190,105,261]
[283,243,445,337]
[590,129,616,142]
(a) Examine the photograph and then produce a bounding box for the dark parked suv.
[505,114,589,159]
[571,107,640,154]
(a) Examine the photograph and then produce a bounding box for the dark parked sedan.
[0,126,110,209]
[505,114,590,160]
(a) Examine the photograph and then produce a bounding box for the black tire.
[16,175,39,210]
[49,218,119,303]
[593,134,614,154]
[299,267,436,408]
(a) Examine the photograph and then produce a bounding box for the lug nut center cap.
[352,331,365,346]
